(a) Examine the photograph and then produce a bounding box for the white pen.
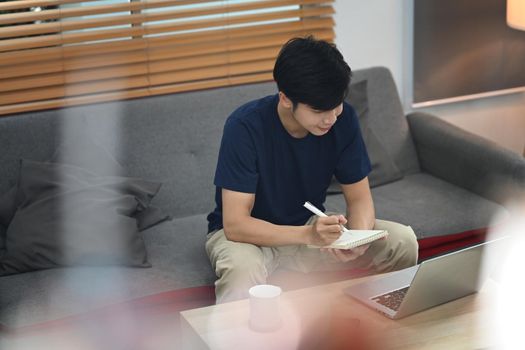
[303,201,349,232]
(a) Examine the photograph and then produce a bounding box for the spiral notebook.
[309,230,389,250]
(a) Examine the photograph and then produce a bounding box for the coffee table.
[180,273,500,350]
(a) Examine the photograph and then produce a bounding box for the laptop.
[343,237,506,319]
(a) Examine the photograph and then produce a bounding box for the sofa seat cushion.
[143,214,215,288]
[325,172,505,238]
[0,214,214,329]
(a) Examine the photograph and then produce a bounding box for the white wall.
[334,0,525,155]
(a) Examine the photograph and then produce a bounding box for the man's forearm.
[346,199,375,230]
[224,216,312,247]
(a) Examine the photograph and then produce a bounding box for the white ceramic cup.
[248,284,282,332]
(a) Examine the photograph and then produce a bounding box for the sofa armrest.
[407,112,525,204]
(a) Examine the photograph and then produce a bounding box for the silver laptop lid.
[394,237,507,318]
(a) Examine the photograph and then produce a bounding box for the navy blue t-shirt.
[206,94,371,233]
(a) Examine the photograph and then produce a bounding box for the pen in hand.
[303,201,349,233]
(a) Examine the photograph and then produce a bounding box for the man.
[206,36,418,303]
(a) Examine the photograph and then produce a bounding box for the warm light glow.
[484,199,525,350]
[507,0,525,31]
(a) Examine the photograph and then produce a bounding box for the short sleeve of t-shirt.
[214,117,259,193]
[334,106,372,184]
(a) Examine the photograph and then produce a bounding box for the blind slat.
[0,0,86,11]
[149,46,281,73]
[0,76,151,105]
[145,6,334,36]
[145,18,333,51]
[148,29,333,60]
[0,63,150,92]
[0,39,147,65]
[0,0,219,12]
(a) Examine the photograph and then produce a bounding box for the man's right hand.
[308,215,347,246]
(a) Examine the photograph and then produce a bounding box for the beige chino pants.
[206,216,418,304]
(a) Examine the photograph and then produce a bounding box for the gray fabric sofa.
[1,66,524,330]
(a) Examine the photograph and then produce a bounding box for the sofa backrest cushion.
[351,67,420,176]
[0,84,277,219]
[0,67,418,219]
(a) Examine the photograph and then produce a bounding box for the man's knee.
[219,251,268,283]
[207,230,266,273]
[375,220,419,271]
[208,234,270,303]
[394,226,419,268]
[213,247,268,303]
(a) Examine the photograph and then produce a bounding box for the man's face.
[292,102,344,136]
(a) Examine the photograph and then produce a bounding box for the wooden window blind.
[0,0,335,116]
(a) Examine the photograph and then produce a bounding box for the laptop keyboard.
[371,286,410,311]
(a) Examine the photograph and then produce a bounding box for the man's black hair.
[273,36,352,111]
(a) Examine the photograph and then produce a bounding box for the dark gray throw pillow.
[51,137,172,231]
[0,132,170,237]
[0,186,18,229]
[52,133,171,230]
[0,185,19,255]
[0,224,5,254]
[135,206,172,231]
[327,80,403,193]
[0,160,157,276]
